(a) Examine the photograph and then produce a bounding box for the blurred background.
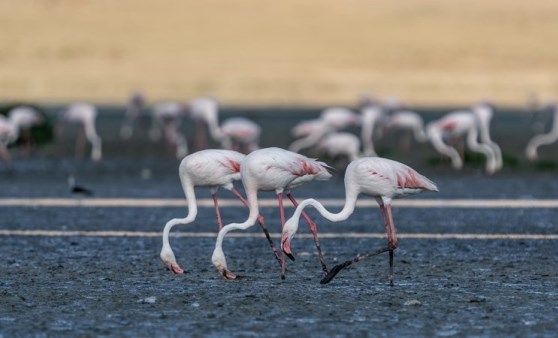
[1,0,557,107]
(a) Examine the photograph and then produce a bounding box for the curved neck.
[292,188,359,225]
[162,175,198,248]
[215,185,260,251]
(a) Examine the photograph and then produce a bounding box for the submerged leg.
[287,193,328,276]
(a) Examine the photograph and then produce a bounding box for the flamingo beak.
[281,232,295,261]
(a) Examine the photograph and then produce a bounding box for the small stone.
[138,296,157,304]
[403,299,422,306]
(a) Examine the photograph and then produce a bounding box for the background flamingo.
[120,90,147,139]
[525,103,558,161]
[219,117,261,154]
[212,147,332,280]
[385,110,428,151]
[58,103,102,162]
[0,116,19,164]
[160,149,278,274]
[426,109,498,174]
[149,101,189,159]
[189,97,223,150]
[7,106,44,153]
[281,157,438,285]
[360,102,385,156]
[289,107,359,153]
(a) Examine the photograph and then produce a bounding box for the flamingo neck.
[292,188,359,224]
[214,186,259,251]
[163,175,198,248]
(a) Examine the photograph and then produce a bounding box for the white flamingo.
[281,157,438,285]
[525,103,558,161]
[160,149,279,274]
[219,117,261,154]
[385,110,428,144]
[360,103,385,156]
[289,107,360,153]
[0,116,19,164]
[212,147,332,279]
[149,101,188,159]
[189,97,224,150]
[426,109,499,174]
[59,103,102,162]
[7,106,44,152]
[120,91,147,139]
[315,132,361,162]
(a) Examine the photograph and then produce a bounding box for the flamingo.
[0,116,19,164]
[7,106,44,153]
[160,149,279,274]
[289,107,360,153]
[59,103,102,162]
[360,102,386,157]
[219,117,261,154]
[315,132,361,162]
[525,103,558,161]
[120,91,147,139]
[212,147,332,279]
[426,109,499,174]
[472,102,503,171]
[281,157,438,285]
[189,97,223,150]
[149,101,189,159]
[385,110,428,147]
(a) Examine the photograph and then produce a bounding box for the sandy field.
[1,0,557,106]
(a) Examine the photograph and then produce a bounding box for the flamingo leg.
[195,120,208,150]
[380,203,398,286]
[286,193,329,276]
[75,127,86,159]
[229,187,282,266]
[212,192,223,231]
[277,192,287,279]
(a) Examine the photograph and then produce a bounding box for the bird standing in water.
[281,157,438,285]
[160,149,278,274]
[212,147,332,280]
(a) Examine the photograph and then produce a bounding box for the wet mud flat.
[1,234,557,337]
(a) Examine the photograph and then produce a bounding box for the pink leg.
[277,192,287,279]
[379,203,398,286]
[75,127,86,159]
[287,193,328,275]
[212,192,223,231]
[195,121,207,150]
[229,187,281,266]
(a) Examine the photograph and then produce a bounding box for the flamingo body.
[160,149,246,274]
[212,147,332,279]
[282,157,437,284]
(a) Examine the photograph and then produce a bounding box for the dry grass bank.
[1,0,557,106]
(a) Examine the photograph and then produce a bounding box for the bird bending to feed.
[525,103,558,161]
[59,103,103,162]
[149,101,189,159]
[160,149,278,274]
[212,147,332,280]
[426,107,499,174]
[189,97,223,151]
[281,157,438,285]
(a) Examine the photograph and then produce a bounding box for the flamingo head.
[160,246,184,274]
[211,246,238,280]
[281,216,300,261]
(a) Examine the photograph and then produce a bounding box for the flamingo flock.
[2,93,557,286]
